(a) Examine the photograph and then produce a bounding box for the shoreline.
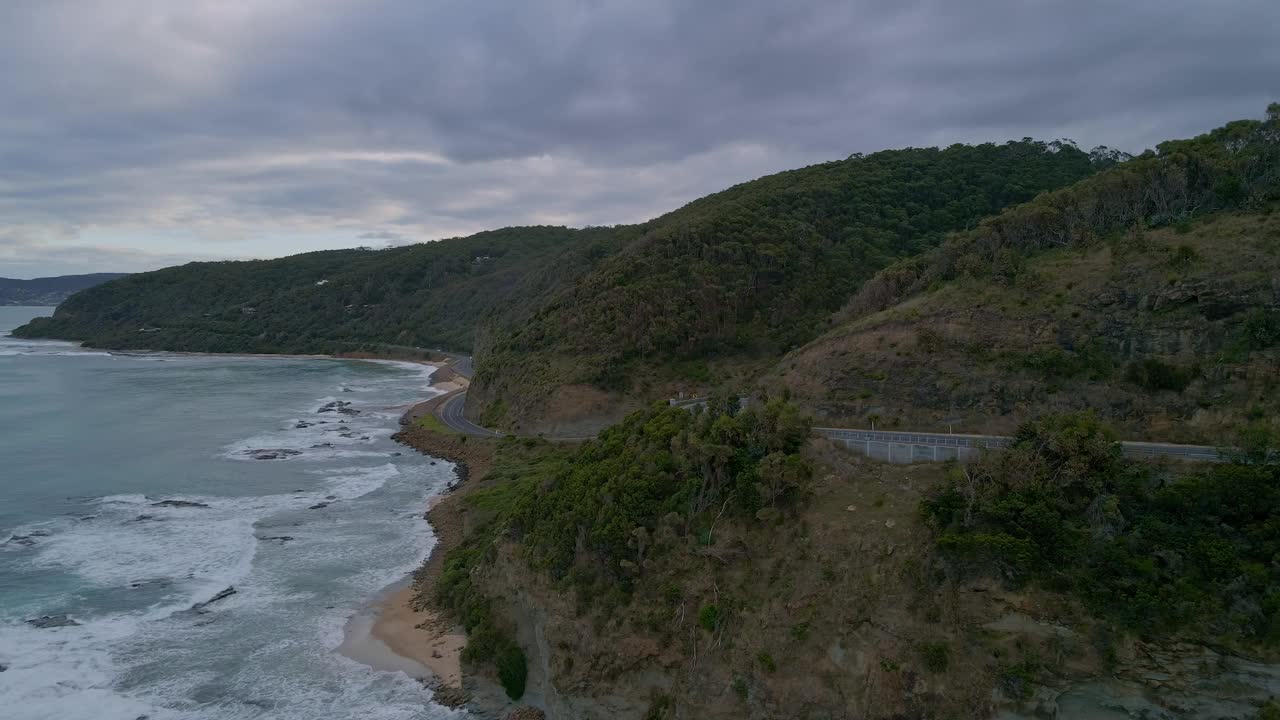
[336,368,482,706]
[336,578,466,691]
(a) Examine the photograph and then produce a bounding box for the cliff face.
[775,209,1280,445]
[466,440,1280,719]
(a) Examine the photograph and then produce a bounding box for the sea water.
[0,307,462,720]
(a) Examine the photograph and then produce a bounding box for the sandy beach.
[338,584,466,688]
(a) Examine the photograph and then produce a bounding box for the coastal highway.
[430,366,1224,462]
[436,390,501,437]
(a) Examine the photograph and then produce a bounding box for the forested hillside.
[0,273,128,306]
[776,104,1280,444]
[470,141,1101,432]
[14,226,635,354]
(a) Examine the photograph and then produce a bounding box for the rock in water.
[26,614,80,628]
[245,448,303,461]
[150,499,211,509]
[189,586,237,614]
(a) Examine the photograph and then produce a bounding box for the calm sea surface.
[0,306,460,720]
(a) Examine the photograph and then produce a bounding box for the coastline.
[337,367,491,708]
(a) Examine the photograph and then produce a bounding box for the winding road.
[435,390,501,437]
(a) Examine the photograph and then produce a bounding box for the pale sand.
[431,379,466,394]
[340,585,466,688]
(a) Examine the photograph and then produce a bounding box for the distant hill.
[12,227,631,354]
[0,273,129,306]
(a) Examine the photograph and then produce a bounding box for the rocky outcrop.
[317,400,360,416]
[244,449,303,460]
[150,500,210,509]
[26,614,80,628]
[189,587,237,614]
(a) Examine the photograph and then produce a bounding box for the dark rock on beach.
[27,614,80,628]
[308,502,331,510]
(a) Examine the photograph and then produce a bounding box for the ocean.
[0,306,461,720]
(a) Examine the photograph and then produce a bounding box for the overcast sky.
[1,0,1277,278]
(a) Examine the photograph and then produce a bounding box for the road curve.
[436,390,501,437]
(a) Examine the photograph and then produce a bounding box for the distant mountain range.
[0,273,129,306]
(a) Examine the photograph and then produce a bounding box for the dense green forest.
[14,226,634,353]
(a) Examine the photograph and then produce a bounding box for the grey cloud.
[0,0,1276,277]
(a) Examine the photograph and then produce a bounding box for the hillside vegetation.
[14,226,632,354]
[413,401,1280,719]
[776,106,1280,444]
[471,141,1101,432]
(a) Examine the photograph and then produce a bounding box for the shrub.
[757,651,777,673]
[1170,243,1199,267]
[1242,308,1280,350]
[1125,358,1197,392]
[496,644,528,700]
[698,604,722,632]
[919,642,950,672]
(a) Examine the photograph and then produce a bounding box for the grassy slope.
[775,208,1280,444]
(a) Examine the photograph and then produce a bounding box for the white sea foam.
[28,498,265,608]
[0,616,187,720]
[318,463,401,500]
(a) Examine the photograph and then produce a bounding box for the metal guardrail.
[814,427,1223,464]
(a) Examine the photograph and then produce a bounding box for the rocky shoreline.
[358,383,543,719]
